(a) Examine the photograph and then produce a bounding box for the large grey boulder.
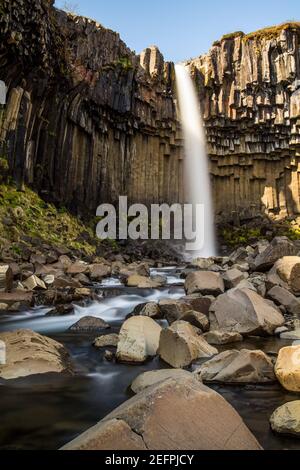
[194,349,275,384]
[158,299,191,323]
[185,271,225,296]
[159,321,217,368]
[0,265,13,292]
[209,288,285,336]
[0,330,73,380]
[254,237,297,271]
[271,257,300,294]
[61,376,262,450]
[204,330,243,345]
[69,316,110,332]
[275,345,300,392]
[116,317,161,363]
[223,269,245,289]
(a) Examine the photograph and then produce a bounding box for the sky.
[55,0,299,62]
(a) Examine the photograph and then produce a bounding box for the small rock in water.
[275,345,300,392]
[104,350,115,362]
[159,321,217,368]
[274,326,289,336]
[133,302,161,319]
[94,334,119,348]
[194,349,275,384]
[270,401,300,436]
[47,304,74,316]
[204,330,243,345]
[280,329,300,340]
[69,316,110,332]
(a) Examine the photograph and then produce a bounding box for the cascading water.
[175,64,216,258]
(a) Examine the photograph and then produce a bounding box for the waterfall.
[175,64,216,258]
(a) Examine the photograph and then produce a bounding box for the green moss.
[243,22,300,42]
[117,57,133,71]
[221,227,262,247]
[221,31,245,41]
[0,183,100,255]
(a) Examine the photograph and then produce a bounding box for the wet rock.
[94,334,119,348]
[270,401,300,436]
[53,276,82,289]
[275,346,300,392]
[116,317,161,363]
[275,326,289,335]
[158,299,191,323]
[195,349,275,384]
[185,272,225,296]
[180,311,210,332]
[209,288,285,336]
[267,286,300,315]
[204,330,243,345]
[47,304,74,316]
[190,258,215,270]
[22,275,46,291]
[0,291,33,308]
[133,302,161,319]
[131,369,193,393]
[254,237,297,271]
[69,316,110,333]
[62,376,262,450]
[0,265,13,292]
[0,329,73,380]
[74,273,91,286]
[159,321,218,368]
[43,274,55,287]
[104,350,115,362]
[223,268,245,289]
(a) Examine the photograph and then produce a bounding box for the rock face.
[62,376,262,450]
[209,288,285,336]
[159,321,217,368]
[275,346,300,392]
[0,329,73,380]
[116,317,161,363]
[1,3,300,220]
[195,349,275,384]
[270,401,300,436]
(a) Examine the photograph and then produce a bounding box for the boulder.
[94,334,119,348]
[280,330,300,340]
[204,330,243,345]
[131,369,193,393]
[272,257,300,294]
[209,288,285,336]
[275,346,300,392]
[0,265,13,292]
[223,269,245,289]
[180,311,210,332]
[116,317,161,363]
[133,302,161,319]
[267,286,300,315]
[185,272,225,296]
[69,316,110,333]
[0,291,33,308]
[126,275,165,288]
[0,329,73,380]
[182,295,213,316]
[270,401,300,437]
[22,274,46,291]
[158,299,191,323]
[89,264,111,281]
[53,276,82,289]
[195,349,275,384]
[254,237,297,271]
[61,376,262,450]
[67,262,89,275]
[159,321,217,368]
[190,258,215,270]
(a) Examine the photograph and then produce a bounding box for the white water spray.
[175,64,216,258]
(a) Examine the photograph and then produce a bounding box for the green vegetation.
[117,57,133,71]
[221,31,245,41]
[221,227,262,247]
[243,22,300,42]
[0,183,98,255]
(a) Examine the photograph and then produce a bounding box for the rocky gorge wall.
[0,0,300,223]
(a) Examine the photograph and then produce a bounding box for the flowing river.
[0,267,299,450]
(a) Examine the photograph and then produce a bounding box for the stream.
[0,267,299,450]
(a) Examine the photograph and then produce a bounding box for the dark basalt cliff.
[0,0,300,222]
